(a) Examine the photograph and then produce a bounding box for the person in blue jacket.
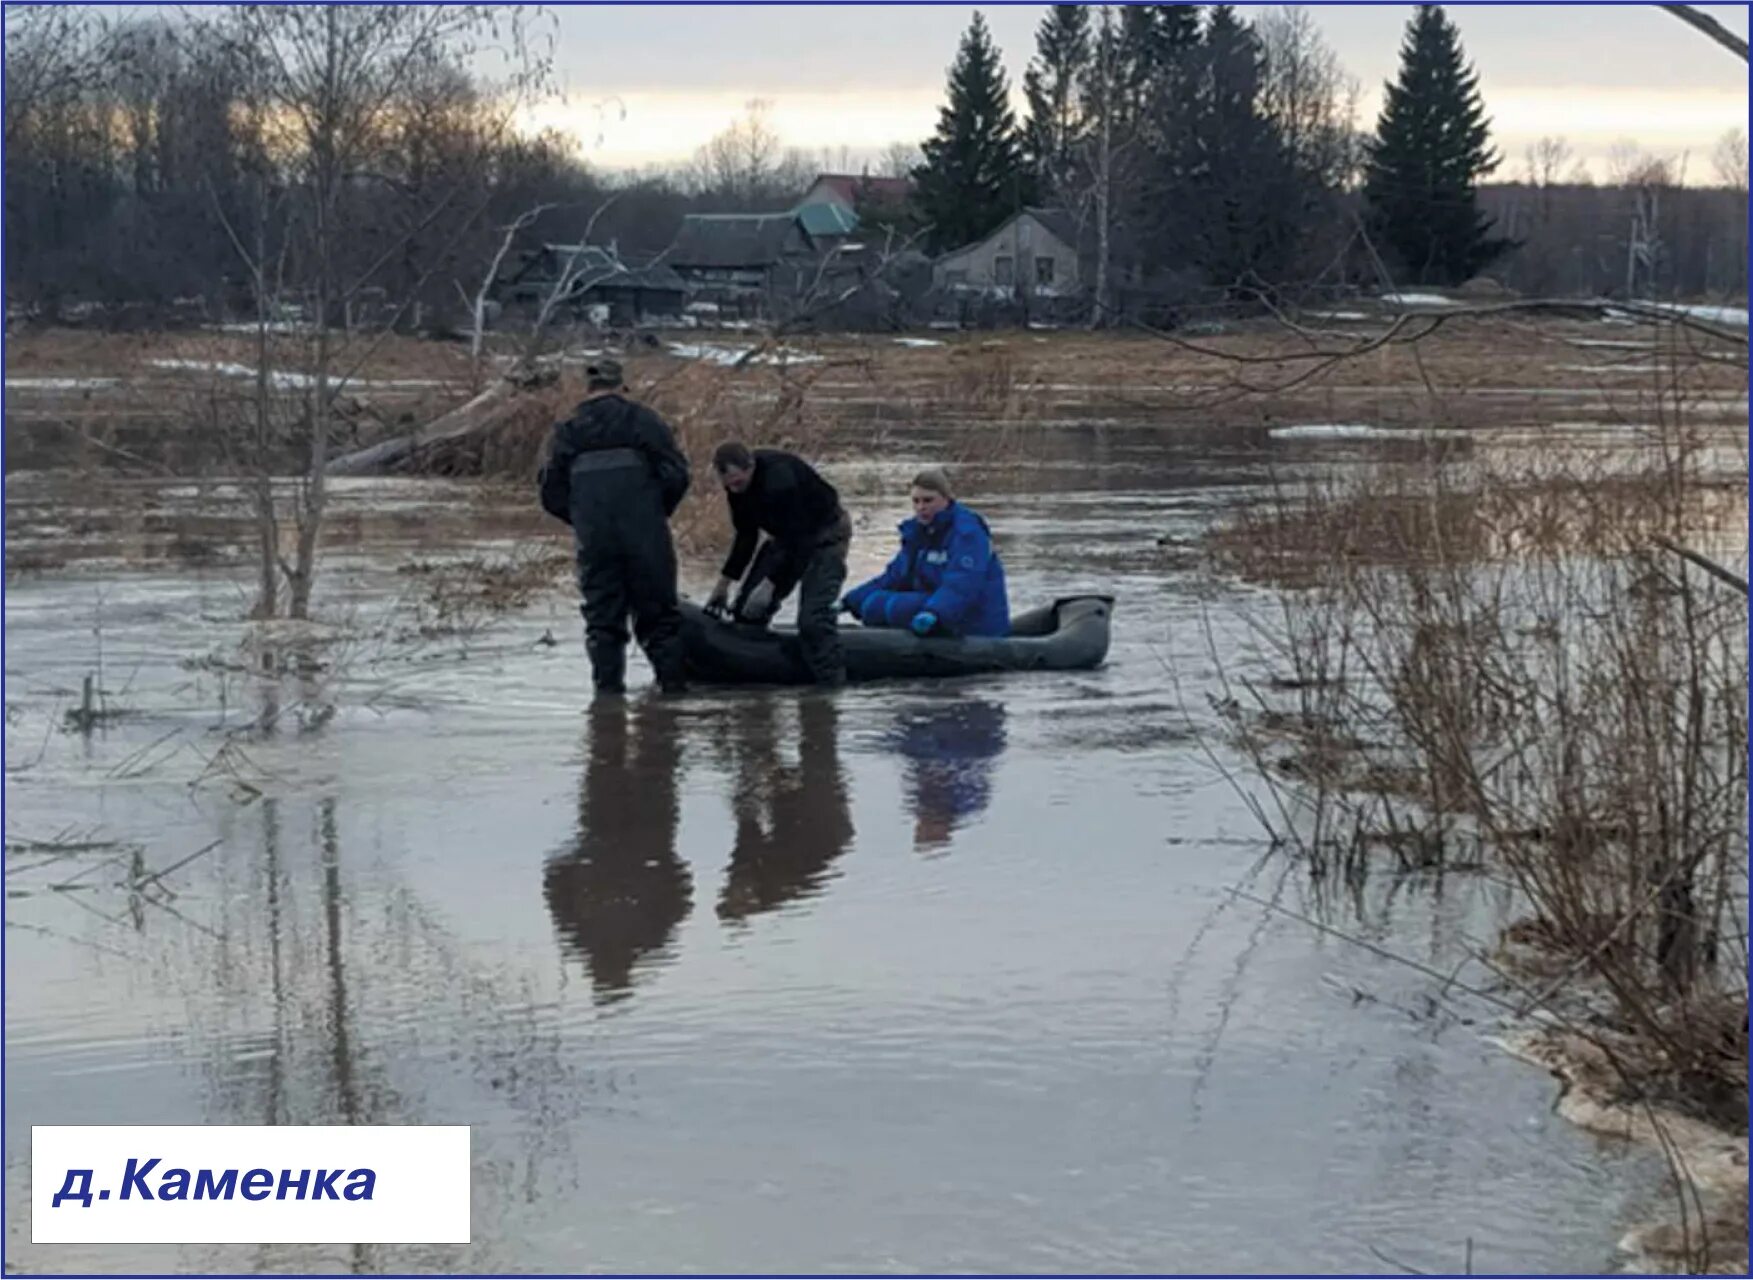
[841,469,1009,638]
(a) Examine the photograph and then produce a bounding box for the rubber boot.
[586,634,627,696]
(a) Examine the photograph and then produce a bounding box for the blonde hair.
[910,468,955,500]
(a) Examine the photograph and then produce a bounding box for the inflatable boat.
[679,594,1114,686]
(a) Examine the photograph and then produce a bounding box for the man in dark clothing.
[703,441,850,686]
[538,358,691,696]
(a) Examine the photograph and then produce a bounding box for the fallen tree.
[325,369,554,476]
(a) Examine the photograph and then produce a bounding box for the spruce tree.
[1118,3,1201,124]
[1022,5,1091,200]
[914,12,1032,253]
[1364,4,1509,285]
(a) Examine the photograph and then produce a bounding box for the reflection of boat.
[890,700,1008,853]
[543,698,692,1004]
[680,595,1115,686]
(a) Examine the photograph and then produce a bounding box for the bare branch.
[1658,3,1750,60]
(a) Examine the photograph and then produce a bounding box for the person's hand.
[703,579,732,621]
[742,579,775,619]
[911,611,938,637]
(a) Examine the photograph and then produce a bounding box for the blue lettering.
[157,1168,191,1201]
[119,1157,161,1201]
[51,1170,94,1208]
[275,1168,311,1200]
[193,1168,237,1200]
[240,1169,273,1201]
[342,1169,376,1201]
[311,1168,342,1200]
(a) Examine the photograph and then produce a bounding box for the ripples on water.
[4,438,1663,1273]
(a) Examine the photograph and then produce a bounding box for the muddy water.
[4,434,1666,1274]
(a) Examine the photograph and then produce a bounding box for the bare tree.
[1257,6,1359,191]
[2,5,118,147]
[880,141,923,180]
[1524,135,1573,189]
[1713,127,1749,191]
[196,5,551,620]
[1079,5,1125,328]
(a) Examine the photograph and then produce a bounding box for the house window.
[1036,256,1056,286]
[944,268,968,286]
[994,255,1015,287]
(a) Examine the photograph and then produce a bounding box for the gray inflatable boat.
[679,594,1115,686]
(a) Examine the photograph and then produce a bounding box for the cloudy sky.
[518,3,1750,181]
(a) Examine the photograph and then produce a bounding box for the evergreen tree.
[1138,4,1304,292]
[1364,4,1508,285]
[1021,5,1090,200]
[914,12,1032,253]
[1118,3,1201,125]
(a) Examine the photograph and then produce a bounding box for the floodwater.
[3,428,1670,1275]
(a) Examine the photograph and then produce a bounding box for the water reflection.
[889,698,1008,853]
[543,698,692,1004]
[718,697,854,924]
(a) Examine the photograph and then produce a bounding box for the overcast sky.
[517,3,1750,181]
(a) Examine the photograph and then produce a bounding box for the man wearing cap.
[539,357,691,696]
[704,441,851,687]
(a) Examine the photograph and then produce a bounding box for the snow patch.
[1269,424,1463,442]
[1661,303,1749,328]
[206,321,317,334]
[5,377,120,390]
[893,337,945,348]
[149,359,315,388]
[1551,363,1665,375]
[667,342,823,366]
[1379,292,1458,308]
[146,360,447,390]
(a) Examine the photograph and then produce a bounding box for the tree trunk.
[289,8,339,622]
[324,378,532,475]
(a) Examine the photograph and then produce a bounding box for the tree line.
[909,3,1748,311]
[4,3,1746,328]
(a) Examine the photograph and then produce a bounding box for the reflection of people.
[543,697,692,1003]
[537,357,691,697]
[842,469,1010,638]
[718,697,854,922]
[703,443,852,687]
[890,698,1008,853]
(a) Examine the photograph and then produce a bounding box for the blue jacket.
[842,502,1010,637]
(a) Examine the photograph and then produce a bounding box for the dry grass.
[1202,369,1749,1160]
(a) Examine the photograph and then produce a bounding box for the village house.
[800,172,915,219]
[498,243,686,327]
[933,208,1083,298]
[665,206,868,319]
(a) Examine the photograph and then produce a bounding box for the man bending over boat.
[704,442,852,687]
[842,469,1010,638]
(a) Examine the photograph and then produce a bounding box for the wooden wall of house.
[934,214,1081,294]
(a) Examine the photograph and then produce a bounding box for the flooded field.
[4,428,1685,1273]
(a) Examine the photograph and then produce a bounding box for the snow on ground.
[146,360,449,390]
[1608,303,1751,328]
[1269,424,1463,442]
[206,322,318,334]
[1306,311,1371,321]
[1550,364,1665,375]
[1661,303,1749,328]
[149,359,315,388]
[893,338,946,348]
[666,342,824,366]
[1379,292,1460,308]
[4,377,120,390]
